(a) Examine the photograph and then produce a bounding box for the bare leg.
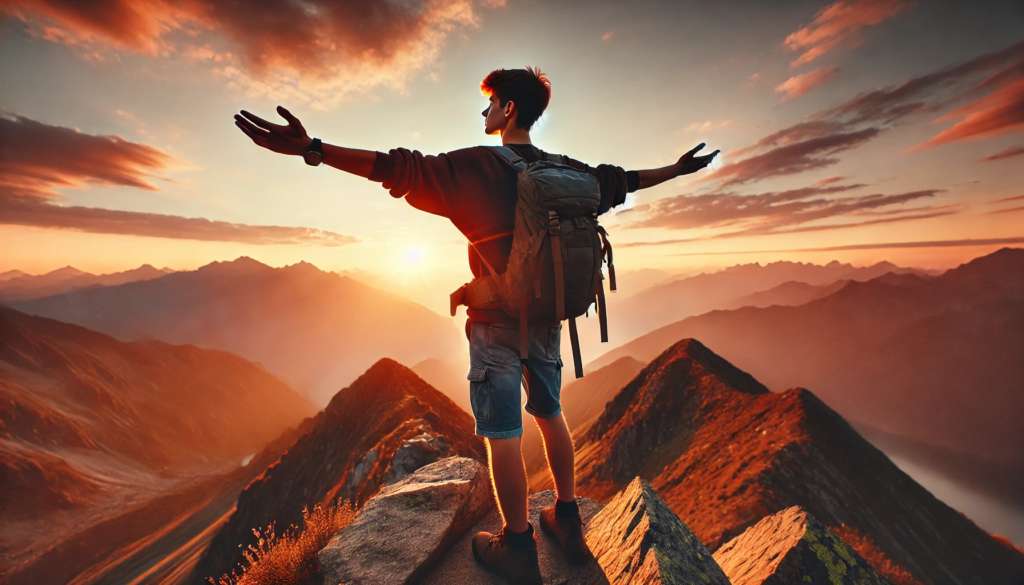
[534,412,575,502]
[485,435,530,532]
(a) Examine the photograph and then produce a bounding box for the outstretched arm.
[635,142,719,190]
[234,106,376,177]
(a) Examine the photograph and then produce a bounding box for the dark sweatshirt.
[369,144,639,325]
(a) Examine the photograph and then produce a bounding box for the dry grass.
[208,499,355,585]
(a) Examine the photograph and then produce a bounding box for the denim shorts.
[466,321,564,439]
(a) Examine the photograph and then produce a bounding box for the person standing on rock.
[234,67,718,583]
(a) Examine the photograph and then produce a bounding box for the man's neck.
[500,126,532,146]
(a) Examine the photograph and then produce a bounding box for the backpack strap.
[547,211,566,322]
[486,145,528,170]
[568,317,584,379]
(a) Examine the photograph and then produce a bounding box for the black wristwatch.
[303,137,323,166]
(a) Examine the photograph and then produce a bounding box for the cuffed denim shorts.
[466,321,564,439]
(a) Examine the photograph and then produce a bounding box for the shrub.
[209,499,355,585]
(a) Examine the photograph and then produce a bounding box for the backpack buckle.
[547,210,561,234]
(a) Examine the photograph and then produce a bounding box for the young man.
[234,67,718,582]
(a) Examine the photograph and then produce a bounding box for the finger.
[234,114,270,137]
[277,105,306,133]
[239,109,281,131]
[235,121,270,147]
[686,142,706,156]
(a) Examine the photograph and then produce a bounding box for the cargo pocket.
[467,366,492,422]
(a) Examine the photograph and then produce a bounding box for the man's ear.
[504,100,514,118]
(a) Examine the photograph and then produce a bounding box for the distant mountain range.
[542,338,1024,585]
[564,258,936,365]
[0,307,316,579]
[8,257,464,405]
[193,358,486,584]
[0,264,173,302]
[589,248,1024,474]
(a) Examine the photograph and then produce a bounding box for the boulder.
[384,432,450,485]
[581,477,732,585]
[713,506,893,585]
[317,456,491,585]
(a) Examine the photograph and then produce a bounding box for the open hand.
[234,106,311,156]
[675,143,720,176]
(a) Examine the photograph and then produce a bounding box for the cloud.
[602,31,615,41]
[705,128,880,186]
[623,181,947,240]
[978,145,1024,162]
[708,40,1024,188]
[782,0,916,69]
[912,76,1024,150]
[0,112,174,197]
[2,0,487,109]
[775,66,841,102]
[661,237,1024,256]
[817,39,1024,126]
[0,112,357,246]
[990,194,1024,204]
[0,192,358,245]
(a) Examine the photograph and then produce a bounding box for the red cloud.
[2,0,483,107]
[775,66,841,102]
[624,182,945,239]
[0,192,358,245]
[782,0,915,69]
[0,113,356,246]
[0,112,173,197]
[913,76,1024,150]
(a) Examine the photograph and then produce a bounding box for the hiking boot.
[472,526,543,584]
[539,505,592,564]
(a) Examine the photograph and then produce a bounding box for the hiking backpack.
[449,145,617,378]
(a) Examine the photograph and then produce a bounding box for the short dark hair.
[480,66,551,131]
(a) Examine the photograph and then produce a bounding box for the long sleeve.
[563,158,638,214]
[369,147,461,218]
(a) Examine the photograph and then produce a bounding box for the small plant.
[209,498,355,585]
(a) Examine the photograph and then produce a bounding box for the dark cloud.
[978,146,1024,162]
[702,39,1024,192]
[705,128,880,186]
[782,0,916,69]
[816,39,1024,126]
[0,113,357,245]
[990,194,1024,204]
[623,182,946,240]
[1,0,486,105]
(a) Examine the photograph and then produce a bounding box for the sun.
[403,246,425,266]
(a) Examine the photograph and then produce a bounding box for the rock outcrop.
[419,473,729,584]
[384,431,450,485]
[580,477,731,585]
[713,506,892,585]
[192,359,486,585]
[318,457,491,585]
[553,338,1024,585]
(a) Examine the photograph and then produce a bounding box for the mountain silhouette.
[0,306,315,578]
[589,248,1024,474]
[10,257,464,405]
[193,358,486,584]
[549,337,1024,585]
[0,264,170,302]
[607,259,933,343]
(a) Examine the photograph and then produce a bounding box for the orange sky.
[2,0,1022,305]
